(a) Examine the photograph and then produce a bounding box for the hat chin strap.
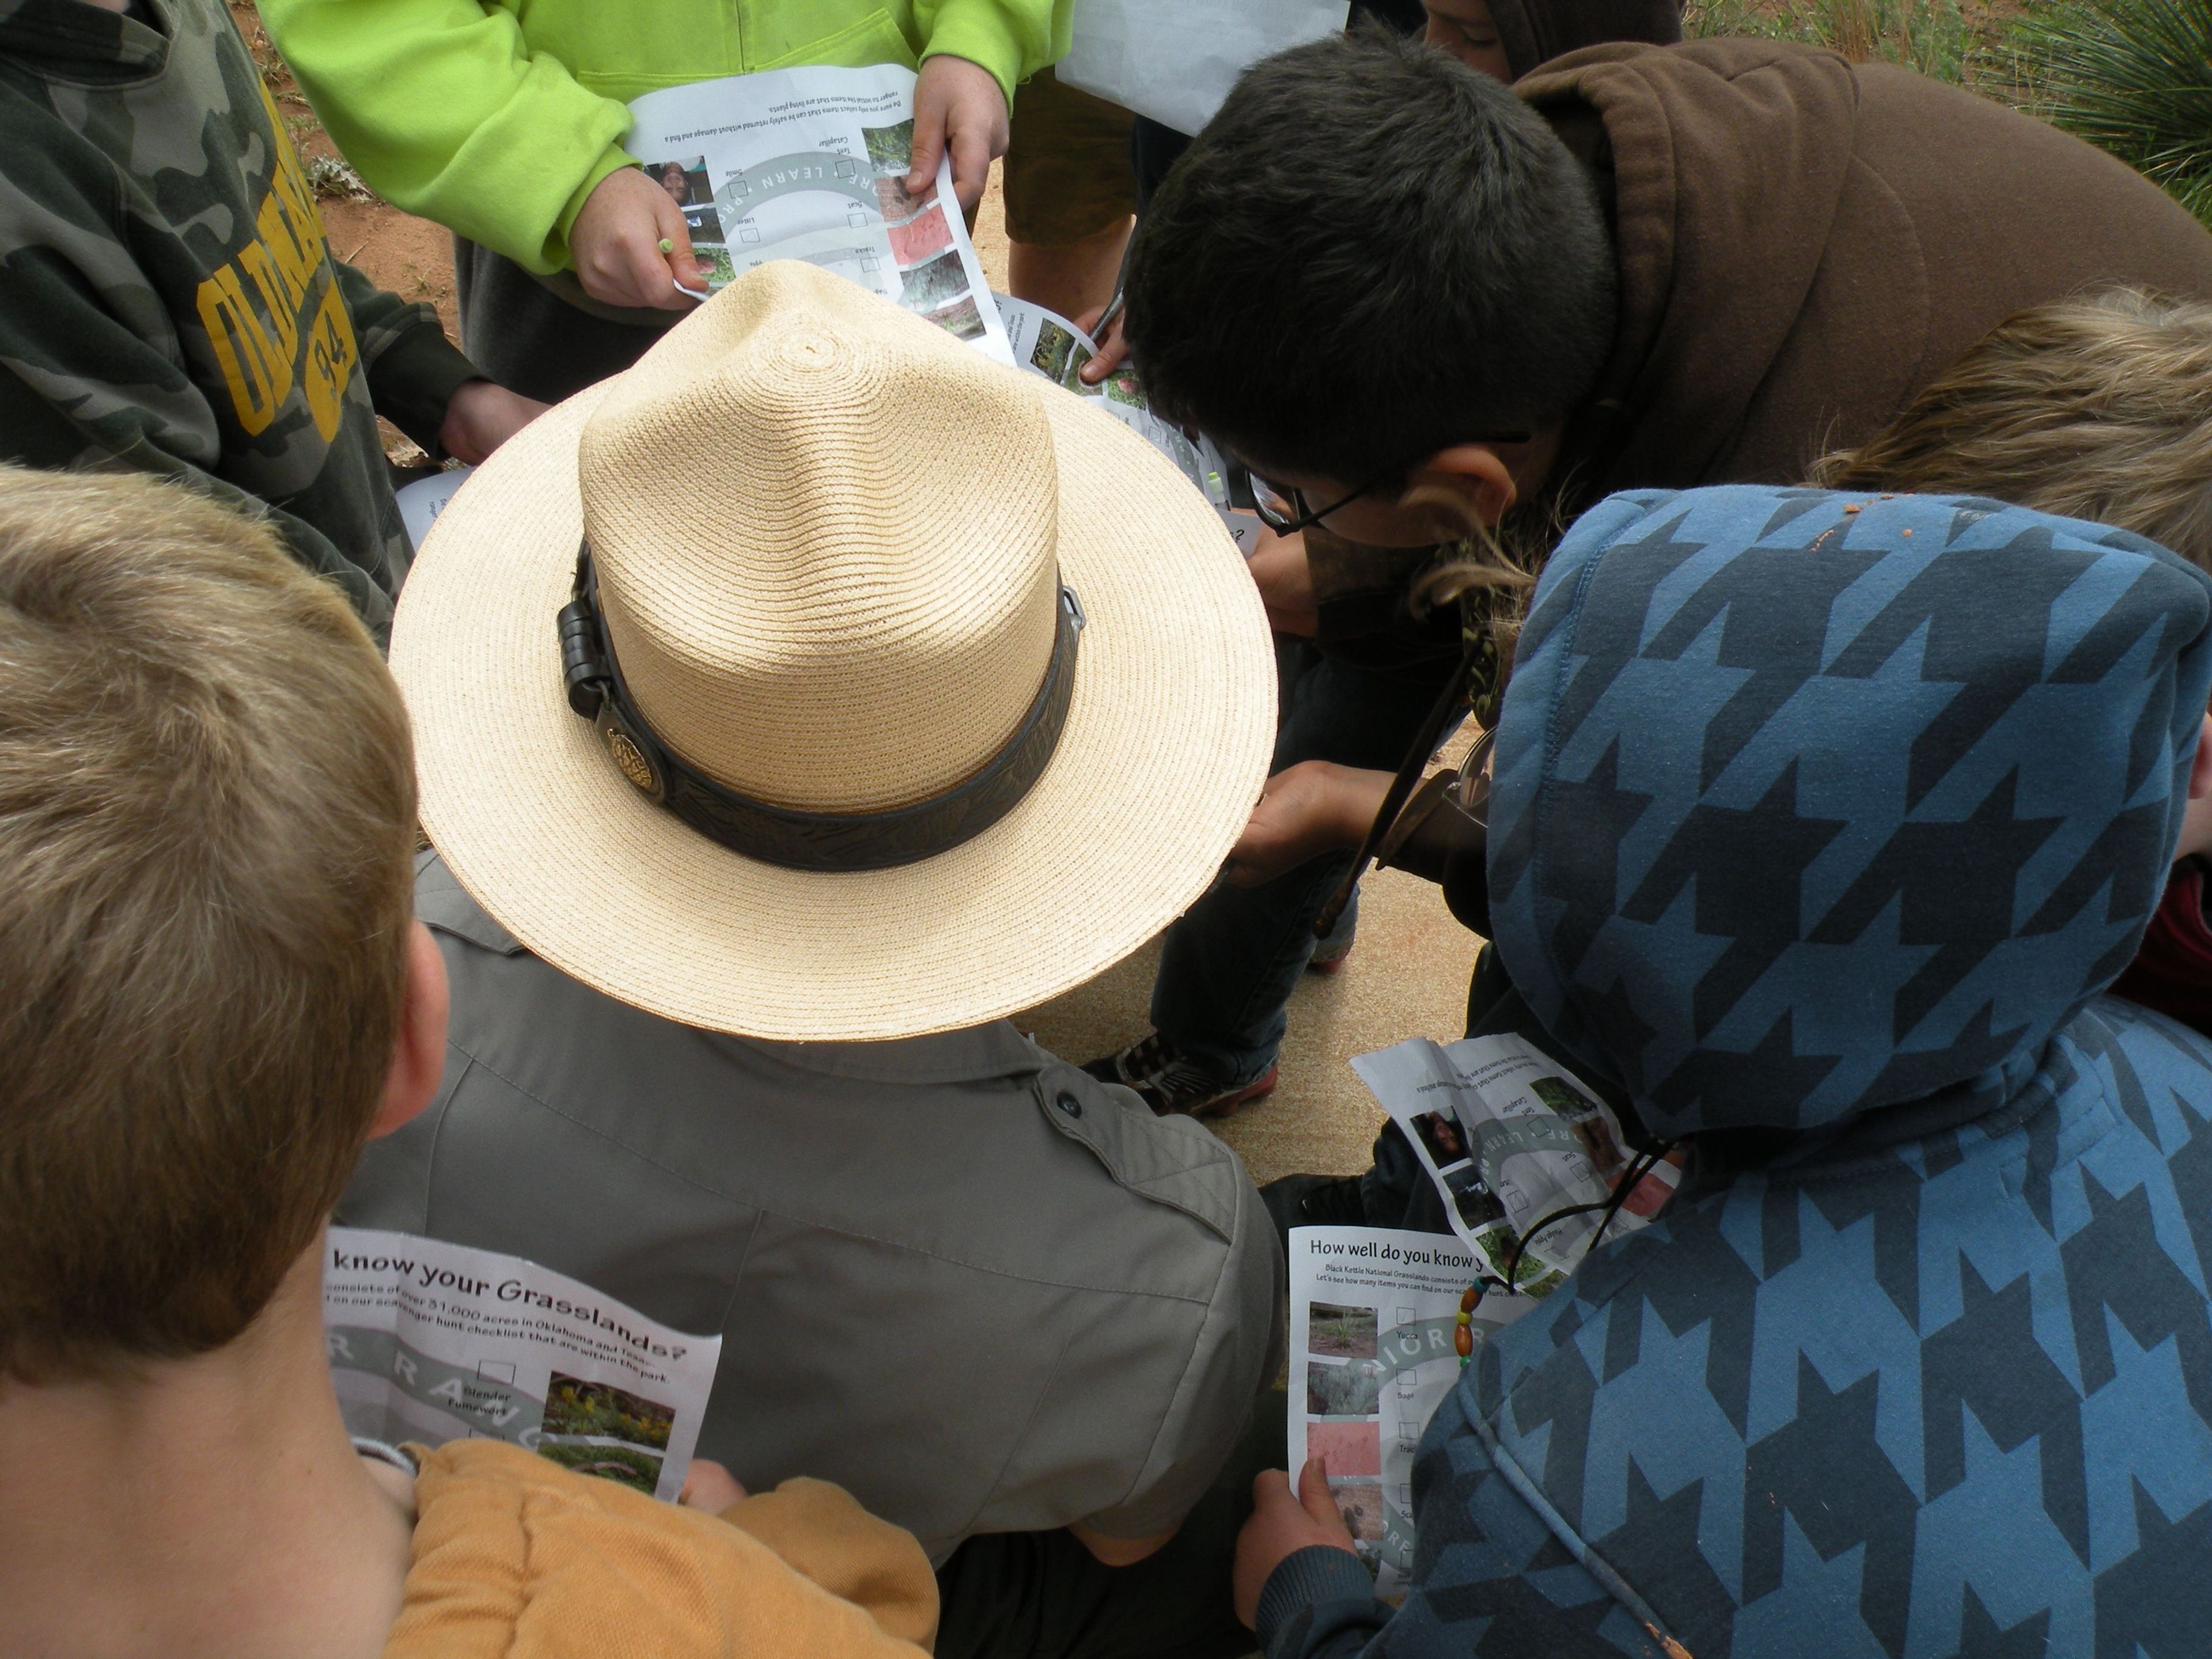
[558,543,1084,873]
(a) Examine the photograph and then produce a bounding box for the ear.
[1406,445,1519,530]
[2192,713,2212,801]
[368,921,449,1140]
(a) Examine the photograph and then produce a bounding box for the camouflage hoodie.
[0,0,480,636]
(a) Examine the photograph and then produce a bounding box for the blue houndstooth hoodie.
[1258,485,2212,1659]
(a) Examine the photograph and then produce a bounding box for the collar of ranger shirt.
[411,849,1057,1086]
[0,0,173,81]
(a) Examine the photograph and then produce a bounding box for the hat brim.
[391,376,1276,1040]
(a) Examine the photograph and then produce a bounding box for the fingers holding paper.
[1233,1459,1362,1628]
[1075,302,1130,384]
[907,54,1009,213]
[572,166,706,310]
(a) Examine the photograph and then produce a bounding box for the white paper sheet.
[993,293,1262,547]
[1059,0,1351,137]
[1351,1033,1681,1290]
[1287,1225,1495,1601]
[324,1228,722,1503]
[626,64,1012,363]
[394,465,474,551]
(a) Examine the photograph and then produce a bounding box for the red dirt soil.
[233,0,2041,437]
[232,0,1016,453]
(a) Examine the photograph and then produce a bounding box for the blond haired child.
[0,467,935,1659]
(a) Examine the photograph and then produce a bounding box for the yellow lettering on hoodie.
[194,92,355,438]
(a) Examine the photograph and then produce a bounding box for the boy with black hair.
[1237,482,2212,1656]
[1086,26,2212,1119]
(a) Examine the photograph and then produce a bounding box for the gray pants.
[453,237,675,403]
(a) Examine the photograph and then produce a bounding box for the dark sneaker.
[1260,1174,1369,1249]
[1082,1031,1278,1119]
[1306,935,1354,976]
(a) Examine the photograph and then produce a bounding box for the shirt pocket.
[513,0,740,96]
[751,3,921,73]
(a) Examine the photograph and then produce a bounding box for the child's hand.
[571,166,706,310]
[677,1458,748,1512]
[438,380,549,465]
[1074,302,1128,385]
[1225,763,1393,888]
[1232,1459,1360,1629]
[907,55,1007,213]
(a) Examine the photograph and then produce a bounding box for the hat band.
[558,543,1084,873]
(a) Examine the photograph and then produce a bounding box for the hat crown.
[578,263,1060,813]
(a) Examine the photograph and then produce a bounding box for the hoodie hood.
[1517,39,1869,501]
[1487,484,2212,1141]
[1490,0,1681,80]
[0,0,171,82]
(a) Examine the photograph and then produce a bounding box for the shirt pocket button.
[1055,1091,1084,1118]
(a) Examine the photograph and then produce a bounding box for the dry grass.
[1683,0,2035,83]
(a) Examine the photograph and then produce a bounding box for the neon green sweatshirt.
[257,0,1069,276]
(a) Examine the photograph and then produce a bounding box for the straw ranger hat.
[391,262,1275,1040]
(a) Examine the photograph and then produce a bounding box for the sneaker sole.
[1185,1067,1279,1120]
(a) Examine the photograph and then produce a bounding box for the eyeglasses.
[1226,466,1377,534]
[1225,437,1534,536]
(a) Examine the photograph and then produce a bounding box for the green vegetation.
[537,1441,664,1494]
[1683,1,2212,226]
[1683,0,1971,81]
[1309,1302,1380,1359]
[542,1373,676,1449]
[2012,1,2212,222]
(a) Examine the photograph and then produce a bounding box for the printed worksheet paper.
[1288,1226,1506,1603]
[626,63,1012,364]
[324,1228,721,1503]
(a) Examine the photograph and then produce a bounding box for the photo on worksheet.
[1529,1074,1624,1170]
[1307,1357,1385,1419]
[647,155,711,207]
[1306,1417,1382,1476]
[922,295,986,342]
[875,173,933,222]
[1027,316,1086,384]
[887,200,954,265]
[1408,1109,1471,1169]
[1443,1164,1506,1231]
[862,118,915,175]
[1329,1480,1389,1571]
[528,1373,680,1495]
[1307,1301,1379,1361]
[899,247,970,312]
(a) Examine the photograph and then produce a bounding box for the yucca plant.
[2020,0,2212,224]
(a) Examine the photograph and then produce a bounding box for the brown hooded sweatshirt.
[1488,0,1681,80]
[381,1441,938,1659]
[1312,37,2212,662]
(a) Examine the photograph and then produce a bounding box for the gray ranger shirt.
[342,854,1285,1563]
